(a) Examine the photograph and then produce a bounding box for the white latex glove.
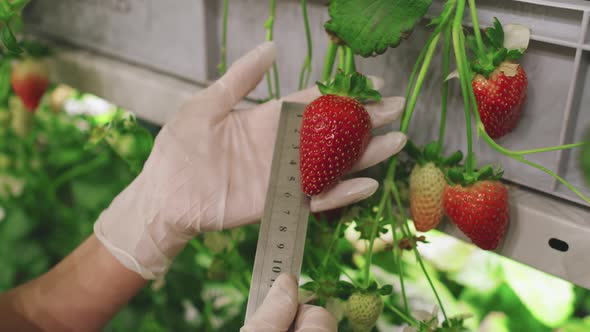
[241,274,337,332]
[94,41,407,279]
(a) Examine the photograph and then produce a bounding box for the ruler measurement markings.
[245,103,310,322]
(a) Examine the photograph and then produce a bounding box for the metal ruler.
[244,102,310,321]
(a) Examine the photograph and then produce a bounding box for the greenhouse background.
[0,0,589,331]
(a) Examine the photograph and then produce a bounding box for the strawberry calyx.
[317,70,381,103]
[469,17,528,78]
[404,140,463,168]
[334,280,392,300]
[447,164,504,187]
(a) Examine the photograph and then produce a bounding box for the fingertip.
[294,305,338,331]
[349,132,407,172]
[310,178,379,212]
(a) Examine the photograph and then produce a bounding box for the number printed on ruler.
[246,102,310,321]
[265,108,306,288]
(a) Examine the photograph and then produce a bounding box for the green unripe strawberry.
[344,292,383,332]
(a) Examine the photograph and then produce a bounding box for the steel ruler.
[244,102,310,322]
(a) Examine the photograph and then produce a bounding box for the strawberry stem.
[321,40,338,82]
[320,217,345,269]
[386,198,410,314]
[468,0,486,54]
[400,32,441,133]
[338,46,345,71]
[265,0,280,98]
[298,0,313,90]
[363,181,389,287]
[453,0,475,176]
[391,180,449,321]
[514,142,588,155]
[385,301,418,326]
[438,24,452,151]
[345,46,356,74]
[218,0,229,75]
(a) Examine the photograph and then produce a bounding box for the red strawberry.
[300,94,371,195]
[472,62,527,139]
[11,58,50,112]
[409,162,446,232]
[443,180,509,250]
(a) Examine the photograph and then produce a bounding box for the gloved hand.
[241,274,337,332]
[94,41,407,279]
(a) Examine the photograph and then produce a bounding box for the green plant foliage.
[324,0,432,57]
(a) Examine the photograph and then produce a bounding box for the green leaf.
[442,151,464,167]
[9,0,31,12]
[0,59,12,106]
[1,24,21,54]
[506,49,523,61]
[484,17,504,49]
[324,0,432,57]
[423,142,440,162]
[378,284,393,295]
[317,70,381,102]
[21,40,52,58]
[403,140,423,160]
[447,168,464,184]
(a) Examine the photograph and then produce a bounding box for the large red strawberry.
[469,18,530,139]
[11,57,50,112]
[300,71,379,196]
[472,62,527,138]
[443,180,509,250]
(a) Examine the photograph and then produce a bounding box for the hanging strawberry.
[444,165,508,250]
[405,141,463,232]
[469,18,531,139]
[299,71,380,196]
[11,57,50,112]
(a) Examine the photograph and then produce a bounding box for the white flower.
[344,222,393,254]
[0,175,25,198]
[0,206,5,223]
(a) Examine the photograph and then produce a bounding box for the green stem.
[345,47,356,74]
[329,256,362,288]
[298,0,312,90]
[321,41,338,83]
[438,23,452,151]
[400,33,441,133]
[468,0,485,54]
[52,154,109,190]
[385,301,418,326]
[321,217,345,269]
[363,186,389,288]
[453,0,475,176]
[218,0,229,75]
[391,182,448,321]
[338,46,345,71]
[509,142,586,156]
[473,110,590,204]
[387,199,409,314]
[265,0,277,98]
